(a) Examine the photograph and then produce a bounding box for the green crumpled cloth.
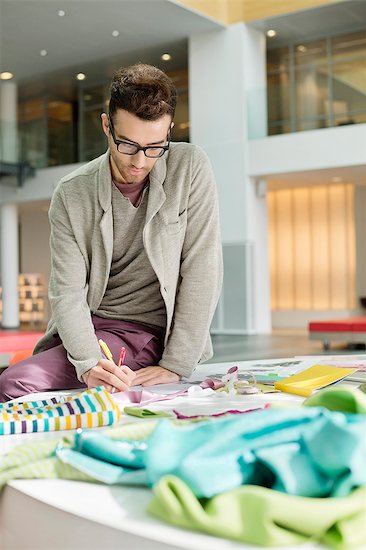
[148,475,366,549]
[304,385,366,414]
[123,406,173,418]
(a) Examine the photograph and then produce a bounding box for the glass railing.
[247,85,366,140]
[0,119,36,185]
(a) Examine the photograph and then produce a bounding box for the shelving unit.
[0,273,46,325]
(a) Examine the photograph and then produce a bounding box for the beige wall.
[177,0,340,24]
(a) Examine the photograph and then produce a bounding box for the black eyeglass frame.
[108,115,171,158]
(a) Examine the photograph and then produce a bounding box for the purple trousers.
[0,315,165,402]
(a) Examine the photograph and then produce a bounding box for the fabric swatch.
[0,387,120,435]
[148,475,366,549]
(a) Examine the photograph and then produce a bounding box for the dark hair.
[109,63,177,122]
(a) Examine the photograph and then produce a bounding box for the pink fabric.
[173,404,270,420]
[200,378,225,390]
[112,388,188,407]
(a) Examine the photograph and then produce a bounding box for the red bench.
[0,332,44,353]
[0,332,44,368]
[308,317,366,350]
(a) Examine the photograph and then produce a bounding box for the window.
[267,30,366,135]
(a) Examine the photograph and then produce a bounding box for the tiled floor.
[1,327,364,368]
[210,330,366,363]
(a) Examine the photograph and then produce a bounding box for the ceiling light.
[297,45,307,53]
[76,72,86,81]
[161,53,172,61]
[58,10,66,17]
[112,30,119,37]
[0,71,14,80]
[266,29,277,38]
[40,49,48,56]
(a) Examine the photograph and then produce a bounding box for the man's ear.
[101,113,109,137]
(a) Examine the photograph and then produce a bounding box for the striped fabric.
[0,418,158,490]
[0,387,120,435]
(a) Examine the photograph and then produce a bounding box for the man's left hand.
[133,366,180,386]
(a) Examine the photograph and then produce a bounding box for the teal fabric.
[148,475,366,549]
[3,407,366,501]
[73,430,146,468]
[55,448,147,485]
[145,407,366,498]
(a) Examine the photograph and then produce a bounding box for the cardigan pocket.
[165,220,182,235]
[162,209,187,235]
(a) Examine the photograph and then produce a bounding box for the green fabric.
[304,386,366,414]
[148,475,366,549]
[124,407,173,418]
[0,419,157,490]
[0,438,94,488]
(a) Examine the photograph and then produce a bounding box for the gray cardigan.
[34,143,223,380]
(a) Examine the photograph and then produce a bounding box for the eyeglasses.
[108,116,170,158]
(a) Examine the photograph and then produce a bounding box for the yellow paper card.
[274,365,357,397]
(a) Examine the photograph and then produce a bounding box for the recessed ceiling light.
[332,176,342,183]
[297,45,307,53]
[40,49,48,56]
[267,29,277,38]
[0,71,14,80]
[161,53,172,61]
[76,72,86,81]
[58,10,66,17]
[112,30,119,37]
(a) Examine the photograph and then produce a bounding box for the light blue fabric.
[51,406,366,500]
[56,447,147,485]
[73,431,146,468]
[55,430,148,485]
[144,407,366,498]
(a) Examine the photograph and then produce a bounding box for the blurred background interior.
[1,0,366,360]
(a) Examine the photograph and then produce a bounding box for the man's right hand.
[82,358,136,393]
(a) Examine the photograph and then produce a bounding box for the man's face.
[102,109,172,185]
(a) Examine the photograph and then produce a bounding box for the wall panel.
[269,183,355,311]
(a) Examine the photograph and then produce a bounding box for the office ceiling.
[0,0,223,84]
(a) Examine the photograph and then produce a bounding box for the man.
[0,64,223,402]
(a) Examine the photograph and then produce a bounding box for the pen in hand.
[98,340,132,393]
[118,346,126,368]
[98,339,114,363]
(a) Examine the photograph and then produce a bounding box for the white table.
[0,359,354,550]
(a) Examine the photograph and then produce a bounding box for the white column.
[1,203,19,328]
[189,23,271,333]
[0,81,18,163]
[354,186,366,310]
[242,25,271,333]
